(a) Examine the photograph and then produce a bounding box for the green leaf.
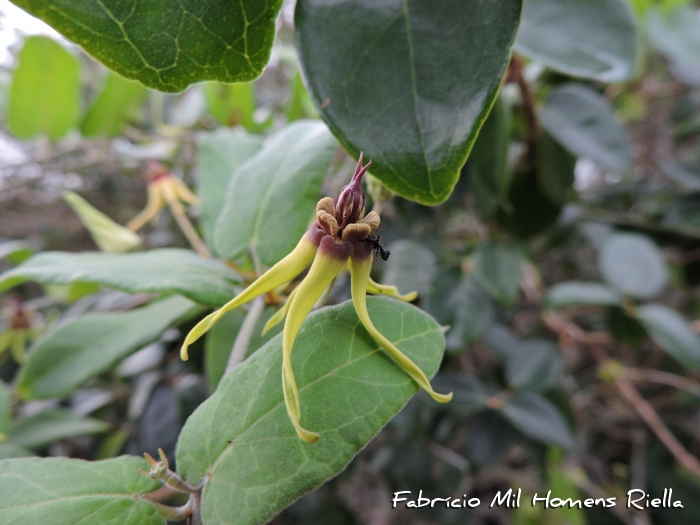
[81,71,147,138]
[470,96,512,221]
[0,381,10,438]
[11,0,284,93]
[546,281,623,308]
[7,35,80,140]
[295,0,522,205]
[287,71,318,123]
[539,84,632,173]
[196,129,263,249]
[176,297,446,525]
[0,240,33,264]
[381,240,437,300]
[445,277,494,351]
[17,296,198,399]
[63,191,143,253]
[483,324,519,361]
[537,131,577,204]
[6,409,109,449]
[637,304,700,370]
[499,391,573,448]
[473,241,524,305]
[215,121,337,266]
[646,6,700,80]
[505,340,562,392]
[0,249,240,307]
[598,233,668,299]
[203,82,257,130]
[0,442,34,460]
[515,0,638,83]
[205,307,283,391]
[0,456,164,525]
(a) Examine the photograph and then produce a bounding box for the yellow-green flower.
[0,300,41,365]
[181,154,452,443]
[127,162,211,258]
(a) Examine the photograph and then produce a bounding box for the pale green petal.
[181,236,318,359]
[350,257,452,404]
[367,277,418,302]
[283,252,345,443]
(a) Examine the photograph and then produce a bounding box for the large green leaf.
[81,71,147,138]
[295,0,522,205]
[0,456,164,525]
[470,96,512,221]
[17,296,198,399]
[10,0,284,92]
[6,409,109,449]
[515,0,638,83]
[637,304,700,370]
[215,121,337,266]
[539,84,632,173]
[499,391,573,448]
[176,297,446,525]
[7,35,80,140]
[0,249,239,307]
[598,233,668,299]
[196,129,263,249]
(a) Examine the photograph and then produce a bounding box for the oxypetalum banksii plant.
[180,154,452,443]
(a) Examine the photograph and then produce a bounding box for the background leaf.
[381,240,437,300]
[0,249,240,307]
[500,391,573,448]
[6,409,109,449]
[515,0,638,83]
[539,84,632,173]
[598,233,668,299]
[0,381,10,438]
[295,0,522,205]
[196,129,263,249]
[7,35,80,140]
[470,96,512,221]
[17,296,198,399]
[637,303,700,370]
[203,82,257,130]
[10,0,284,92]
[546,282,623,308]
[445,277,494,351]
[214,120,337,266]
[176,297,446,525]
[537,131,577,204]
[81,71,147,138]
[505,340,562,392]
[0,456,164,525]
[204,307,283,391]
[646,5,700,83]
[473,241,524,305]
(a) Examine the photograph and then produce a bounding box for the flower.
[0,299,42,365]
[127,162,211,258]
[180,154,452,443]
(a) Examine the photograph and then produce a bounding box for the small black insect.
[362,233,390,261]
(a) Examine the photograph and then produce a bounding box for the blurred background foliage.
[1,0,700,523]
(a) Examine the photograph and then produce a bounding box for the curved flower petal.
[127,183,164,232]
[282,247,347,443]
[349,256,452,404]
[180,235,318,359]
[367,278,418,302]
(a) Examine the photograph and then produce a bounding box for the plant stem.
[226,295,266,374]
[164,194,212,258]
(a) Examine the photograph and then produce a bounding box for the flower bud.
[336,153,371,229]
